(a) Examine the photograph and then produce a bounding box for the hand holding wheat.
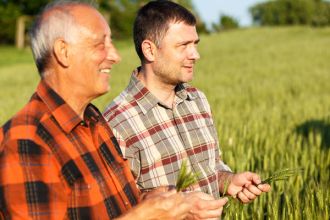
[224,168,302,207]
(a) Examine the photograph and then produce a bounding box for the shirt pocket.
[60,162,109,207]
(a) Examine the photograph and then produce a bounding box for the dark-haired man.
[104,0,270,204]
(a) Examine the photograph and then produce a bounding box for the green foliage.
[100,0,208,39]
[220,15,239,30]
[0,0,50,15]
[0,3,22,44]
[0,0,51,43]
[1,27,329,219]
[250,0,330,27]
[0,0,208,44]
[212,15,239,32]
[98,0,142,39]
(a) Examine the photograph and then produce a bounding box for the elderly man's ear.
[53,38,70,68]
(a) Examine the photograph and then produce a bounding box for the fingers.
[242,188,257,201]
[190,191,215,201]
[185,194,228,219]
[224,171,271,205]
[257,183,271,192]
[189,207,224,219]
[246,184,262,196]
[243,172,271,193]
[239,184,262,203]
[186,192,228,209]
[237,182,270,203]
[128,192,191,220]
[162,189,178,197]
[237,191,251,203]
[204,197,228,210]
[165,192,192,219]
[251,173,262,185]
[142,186,177,200]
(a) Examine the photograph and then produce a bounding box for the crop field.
[0,27,329,219]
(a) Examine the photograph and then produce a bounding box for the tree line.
[250,0,330,26]
[1,0,330,45]
[0,0,207,45]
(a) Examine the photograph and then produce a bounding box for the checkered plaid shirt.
[0,81,139,219]
[103,69,231,198]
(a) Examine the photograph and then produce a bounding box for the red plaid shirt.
[0,81,139,219]
[103,69,231,199]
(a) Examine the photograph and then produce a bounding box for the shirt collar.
[127,68,197,114]
[37,80,100,133]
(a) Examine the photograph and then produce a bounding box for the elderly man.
[104,0,270,204]
[0,1,227,219]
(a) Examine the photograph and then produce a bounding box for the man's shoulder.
[1,94,48,142]
[103,89,135,122]
[184,83,208,100]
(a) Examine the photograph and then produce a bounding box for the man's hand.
[120,189,228,220]
[118,190,192,220]
[184,191,228,220]
[140,185,176,200]
[220,171,271,203]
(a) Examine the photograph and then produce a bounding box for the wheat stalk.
[176,160,200,192]
[260,168,303,185]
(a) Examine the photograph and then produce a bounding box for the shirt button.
[124,201,129,206]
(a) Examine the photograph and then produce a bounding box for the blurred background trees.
[250,0,330,27]
[0,0,49,44]
[212,15,239,32]
[0,0,207,46]
[98,0,208,38]
[1,0,330,47]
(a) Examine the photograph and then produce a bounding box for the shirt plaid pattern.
[103,69,231,198]
[0,81,139,219]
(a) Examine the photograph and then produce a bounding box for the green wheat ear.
[176,160,200,192]
[260,168,303,184]
[222,179,233,209]
[222,168,303,209]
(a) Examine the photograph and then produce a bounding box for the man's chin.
[183,73,194,83]
[95,86,110,98]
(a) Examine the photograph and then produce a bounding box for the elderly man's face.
[68,6,121,99]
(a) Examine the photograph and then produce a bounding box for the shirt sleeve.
[203,95,232,173]
[213,129,232,172]
[112,130,141,181]
[0,139,67,219]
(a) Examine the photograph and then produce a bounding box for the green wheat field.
[0,27,329,219]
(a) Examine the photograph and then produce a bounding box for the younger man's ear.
[141,39,157,62]
[53,38,70,67]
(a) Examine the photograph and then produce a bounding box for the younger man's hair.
[133,0,196,61]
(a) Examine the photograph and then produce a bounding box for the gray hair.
[29,1,96,76]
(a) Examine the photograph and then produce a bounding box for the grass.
[0,26,329,219]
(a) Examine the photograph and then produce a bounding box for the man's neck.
[137,67,176,108]
[43,71,90,120]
